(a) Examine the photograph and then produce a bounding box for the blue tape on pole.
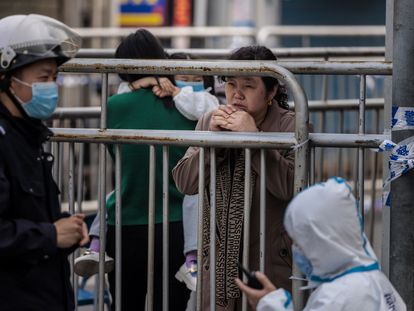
[392,106,414,130]
[377,137,414,186]
[383,191,391,208]
[376,137,414,206]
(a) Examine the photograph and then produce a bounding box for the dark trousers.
[107,222,190,311]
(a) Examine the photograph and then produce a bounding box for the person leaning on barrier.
[103,29,194,311]
[0,14,89,311]
[173,45,295,310]
[236,177,406,311]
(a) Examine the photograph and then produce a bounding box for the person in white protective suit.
[236,177,406,311]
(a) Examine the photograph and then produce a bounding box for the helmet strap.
[5,87,30,118]
[0,74,30,119]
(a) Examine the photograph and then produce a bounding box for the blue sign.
[119,0,167,27]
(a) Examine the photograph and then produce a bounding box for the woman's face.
[224,76,276,122]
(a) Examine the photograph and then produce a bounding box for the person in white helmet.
[0,14,88,311]
[236,177,406,311]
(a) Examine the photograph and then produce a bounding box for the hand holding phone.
[238,262,264,290]
[235,269,277,310]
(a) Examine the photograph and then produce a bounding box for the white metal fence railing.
[73,25,385,49]
[51,59,391,311]
[75,46,386,59]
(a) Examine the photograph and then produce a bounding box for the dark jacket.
[0,102,74,311]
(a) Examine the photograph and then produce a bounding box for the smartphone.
[238,262,263,290]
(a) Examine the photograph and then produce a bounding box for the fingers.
[224,111,258,132]
[159,78,175,93]
[212,108,232,120]
[79,222,90,246]
[234,277,262,309]
[209,107,231,131]
[210,114,229,129]
[71,215,84,227]
[255,272,277,291]
[73,213,85,220]
[152,86,162,96]
[68,216,88,245]
[152,83,175,98]
[153,86,170,97]
[235,278,252,294]
[218,105,237,115]
[66,216,86,236]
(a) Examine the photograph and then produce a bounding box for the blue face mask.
[175,80,205,92]
[292,244,313,278]
[13,77,59,120]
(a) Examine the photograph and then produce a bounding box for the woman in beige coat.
[172,46,295,311]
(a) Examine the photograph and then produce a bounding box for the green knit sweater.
[106,89,197,225]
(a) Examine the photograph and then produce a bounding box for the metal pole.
[259,149,266,272]
[147,145,156,311]
[310,147,315,185]
[209,148,216,311]
[319,111,326,181]
[337,110,344,177]
[97,73,108,311]
[52,142,59,181]
[196,148,205,311]
[194,0,207,27]
[58,142,64,191]
[382,0,394,278]
[68,142,77,309]
[242,148,252,311]
[390,0,414,308]
[291,66,309,310]
[162,146,170,311]
[115,145,122,311]
[97,145,106,311]
[369,110,379,244]
[76,140,85,213]
[358,75,366,218]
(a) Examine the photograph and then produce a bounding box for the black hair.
[115,29,168,82]
[220,45,288,109]
[168,52,216,95]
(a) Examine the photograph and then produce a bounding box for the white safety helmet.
[0,14,81,73]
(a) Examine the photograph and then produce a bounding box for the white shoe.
[74,250,114,277]
[175,262,197,291]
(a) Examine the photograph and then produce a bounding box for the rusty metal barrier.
[55,59,309,311]
[52,59,392,311]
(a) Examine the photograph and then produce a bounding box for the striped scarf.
[202,150,256,307]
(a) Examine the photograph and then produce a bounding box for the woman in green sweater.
[105,29,195,310]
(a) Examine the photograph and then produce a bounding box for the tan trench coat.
[172,104,295,310]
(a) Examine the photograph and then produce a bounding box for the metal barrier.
[60,58,391,75]
[74,26,256,49]
[75,46,386,59]
[73,26,256,39]
[52,59,391,310]
[73,25,385,49]
[53,96,385,249]
[56,59,308,311]
[256,25,385,46]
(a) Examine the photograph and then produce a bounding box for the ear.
[266,84,278,102]
[9,76,18,90]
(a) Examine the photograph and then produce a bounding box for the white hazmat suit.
[257,177,406,311]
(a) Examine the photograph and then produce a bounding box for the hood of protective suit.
[284,177,378,286]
